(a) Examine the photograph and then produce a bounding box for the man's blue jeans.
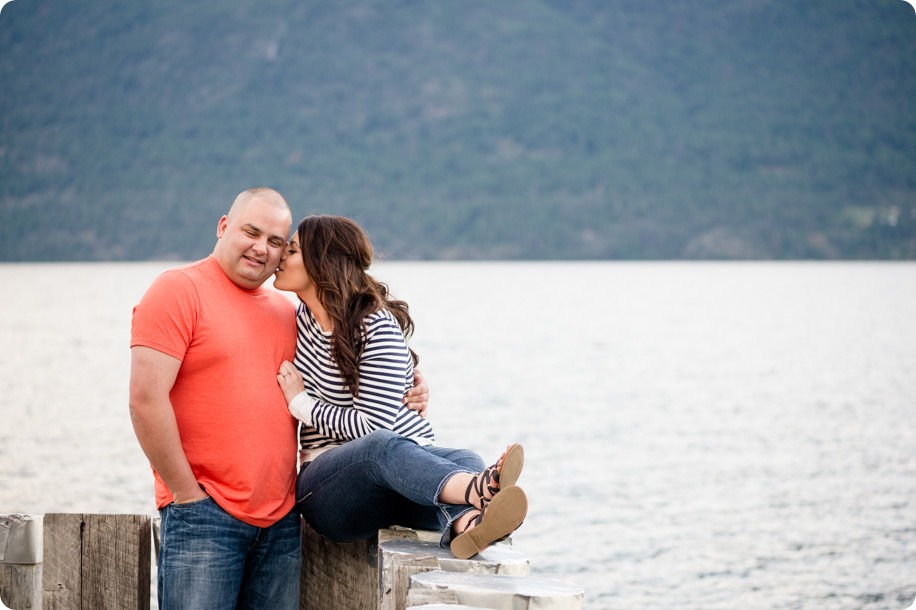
[297,429,486,546]
[157,497,300,610]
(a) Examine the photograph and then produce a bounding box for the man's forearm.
[129,398,204,503]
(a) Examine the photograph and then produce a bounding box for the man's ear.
[216,215,229,238]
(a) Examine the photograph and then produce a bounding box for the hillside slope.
[1,0,915,260]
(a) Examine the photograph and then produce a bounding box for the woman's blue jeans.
[157,497,301,610]
[296,429,486,546]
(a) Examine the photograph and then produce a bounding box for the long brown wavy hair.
[296,215,418,396]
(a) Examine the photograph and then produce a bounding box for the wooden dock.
[1,513,584,609]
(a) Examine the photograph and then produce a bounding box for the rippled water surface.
[1,261,914,609]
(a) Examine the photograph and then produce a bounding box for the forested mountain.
[1,0,915,261]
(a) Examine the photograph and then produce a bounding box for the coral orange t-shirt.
[131,256,298,527]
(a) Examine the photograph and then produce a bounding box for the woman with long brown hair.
[274,214,527,559]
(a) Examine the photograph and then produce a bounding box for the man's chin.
[236,266,270,288]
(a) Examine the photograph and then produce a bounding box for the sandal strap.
[458,508,483,535]
[464,445,516,506]
[463,465,498,506]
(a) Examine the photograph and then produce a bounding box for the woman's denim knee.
[362,429,403,457]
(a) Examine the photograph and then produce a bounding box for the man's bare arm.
[129,346,207,504]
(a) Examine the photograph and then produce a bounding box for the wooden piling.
[408,571,585,609]
[0,514,42,610]
[377,529,439,610]
[299,518,377,610]
[5,513,584,609]
[42,514,151,610]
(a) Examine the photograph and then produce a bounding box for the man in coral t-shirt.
[130,187,430,610]
[130,188,301,609]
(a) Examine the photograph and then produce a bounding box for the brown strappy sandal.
[464,443,525,509]
[450,485,528,560]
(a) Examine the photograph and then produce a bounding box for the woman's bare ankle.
[451,509,479,536]
[439,472,476,505]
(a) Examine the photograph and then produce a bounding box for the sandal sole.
[498,443,524,488]
[450,485,528,560]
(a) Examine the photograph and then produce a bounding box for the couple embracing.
[129,188,529,609]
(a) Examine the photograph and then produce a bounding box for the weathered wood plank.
[299,518,377,610]
[42,514,150,610]
[379,549,439,610]
[404,588,461,607]
[0,514,43,610]
[82,514,150,610]
[410,602,493,610]
[409,571,585,609]
[42,514,80,610]
[380,537,528,578]
[0,563,42,609]
[379,529,533,610]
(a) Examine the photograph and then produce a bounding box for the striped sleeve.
[308,310,419,441]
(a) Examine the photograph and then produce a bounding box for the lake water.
[1,261,914,609]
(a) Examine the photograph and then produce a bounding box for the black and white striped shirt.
[291,302,435,460]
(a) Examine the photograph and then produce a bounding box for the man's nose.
[252,237,268,254]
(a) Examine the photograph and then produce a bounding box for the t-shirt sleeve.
[130,270,198,361]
